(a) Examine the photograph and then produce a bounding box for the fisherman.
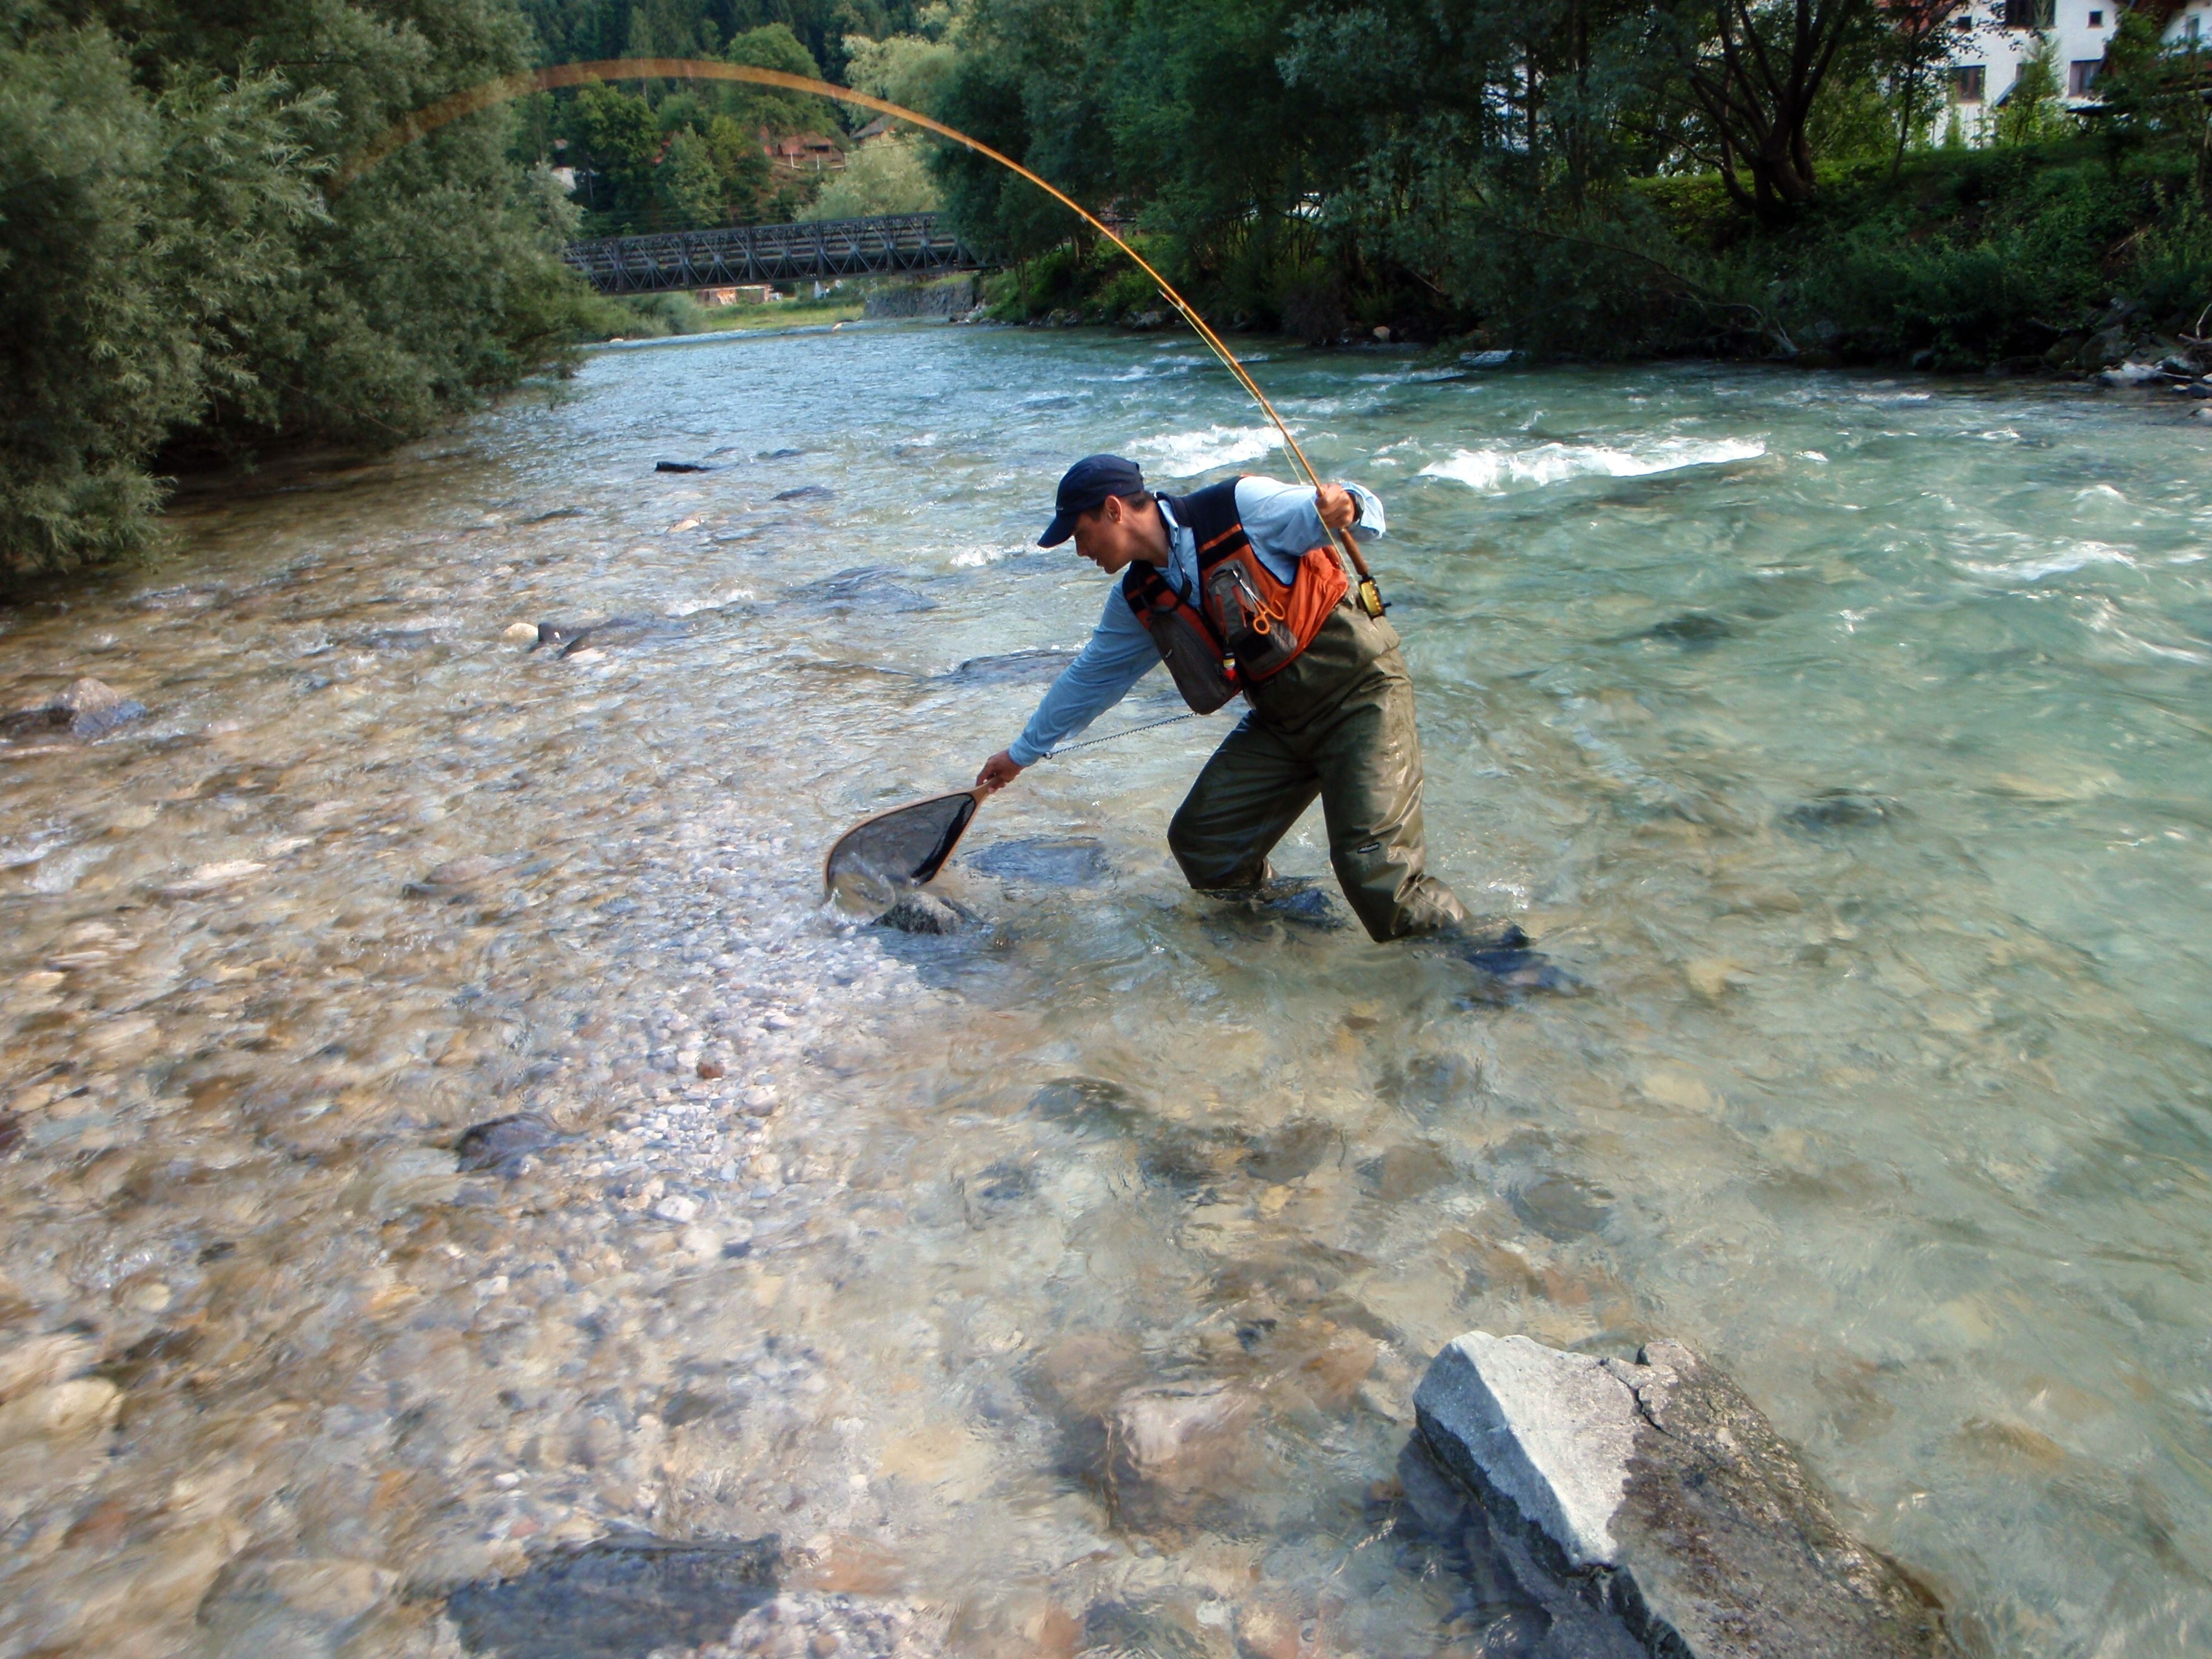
[975,454,1469,942]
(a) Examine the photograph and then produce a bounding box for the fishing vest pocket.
[1206,564,1298,680]
[1199,545,1350,687]
[1140,607,1241,713]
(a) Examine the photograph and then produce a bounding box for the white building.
[1937,0,2209,122]
[2165,0,2212,43]
[1938,2,2118,117]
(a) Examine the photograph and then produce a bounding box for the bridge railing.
[563,212,982,295]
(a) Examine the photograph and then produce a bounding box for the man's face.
[1070,494,1156,574]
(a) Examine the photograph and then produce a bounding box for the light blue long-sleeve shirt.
[1008,476,1386,765]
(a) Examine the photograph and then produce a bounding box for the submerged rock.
[1640,612,1735,649]
[1783,790,1900,835]
[454,1112,561,1172]
[1105,1381,1258,1527]
[554,617,689,659]
[875,890,978,935]
[787,566,934,615]
[964,837,1111,887]
[1448,924,1584,998]
[444,1534,779,1659]
[1027,1076,1143,1134]
[654,460,714,473]
[59,677,145,736]
[1414,1332,1952,1659]
[936,647,1079,686]
[2,678,147,741]
[771,484,834,501]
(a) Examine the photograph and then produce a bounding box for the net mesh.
[823,790,980,913]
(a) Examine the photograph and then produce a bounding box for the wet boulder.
[1414,1332,1953,1659]
[654,459,714,473]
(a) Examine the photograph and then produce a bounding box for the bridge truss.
[562,213,983,295]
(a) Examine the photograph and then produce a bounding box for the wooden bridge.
[562,212,983,295]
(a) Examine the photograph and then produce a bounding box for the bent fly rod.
[339,57,1388,617]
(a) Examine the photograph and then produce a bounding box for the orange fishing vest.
[1121,478,1350,713]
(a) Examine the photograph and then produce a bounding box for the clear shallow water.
[1,326,2208,1658]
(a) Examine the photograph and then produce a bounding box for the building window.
[2002,0,2054,25]
[2087,8,2102,21]
[1951,64,1987,103]
[2068,60,2100,94]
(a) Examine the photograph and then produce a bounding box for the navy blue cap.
[1039,454,1146,547]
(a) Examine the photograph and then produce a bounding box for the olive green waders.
[1167,601,1467,942]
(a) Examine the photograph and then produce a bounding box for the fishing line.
[340,56,1386,614]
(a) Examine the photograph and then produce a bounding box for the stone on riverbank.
[1413,1331,1952,1659]
[862,276,978,321]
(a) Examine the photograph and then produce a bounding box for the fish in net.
[823,788,984,915]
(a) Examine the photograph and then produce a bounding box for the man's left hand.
[1316,483,1360,533]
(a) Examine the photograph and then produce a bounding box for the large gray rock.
[1414,1332,1952,1659]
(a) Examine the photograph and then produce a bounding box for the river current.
[2,324,2208,1658]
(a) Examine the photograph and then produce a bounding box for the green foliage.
[1,0,587,584]
[656,125,723,220]
[0,8,324,576]
[801,132,940,216]
[1992,35,2073,147]
[843,20,961,113]
[515,0,924,83]
[524,24,836,231]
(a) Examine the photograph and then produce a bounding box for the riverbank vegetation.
[914,0,2210,367]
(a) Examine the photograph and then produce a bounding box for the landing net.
[822,789,981,913]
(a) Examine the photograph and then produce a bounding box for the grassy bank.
[571,291,865,342]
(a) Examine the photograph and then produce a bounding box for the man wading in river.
[975,454,1473,943]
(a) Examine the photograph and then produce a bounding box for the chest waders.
[1120,481,1468,943]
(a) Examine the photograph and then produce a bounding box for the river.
[2,323,2208,1658]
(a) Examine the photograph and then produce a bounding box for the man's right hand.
[976,750,1025,793]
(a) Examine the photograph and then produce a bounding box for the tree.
[1669,0,1875,219]
[656,126,725,221]
[1879,0,1976,174]
[1992,31,2068,146]
[801,132,940,215]
[2,0,584,583]
[567,76,661,223]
